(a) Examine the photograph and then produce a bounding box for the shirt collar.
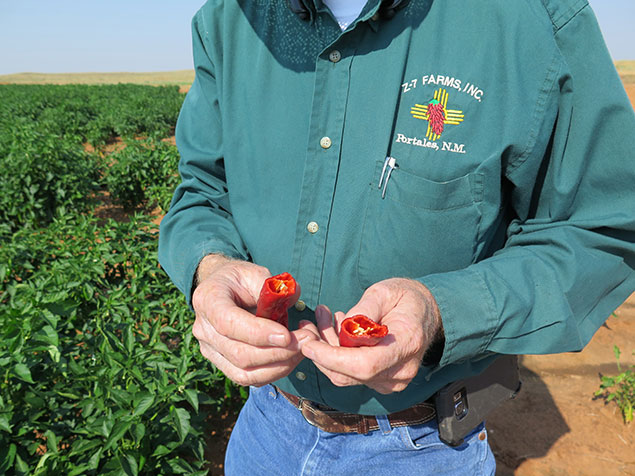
[312,0,383,32]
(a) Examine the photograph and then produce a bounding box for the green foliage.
[0,214,228,474]
[0,84,184,230]
[105,138,180,211]
[0,84,184,146]
[0,122,102,232]
[595,345,634,424]
[0,84,246,474]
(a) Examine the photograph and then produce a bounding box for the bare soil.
[624,84,635,107]
[488,295,635,476]
[0,70,194,86]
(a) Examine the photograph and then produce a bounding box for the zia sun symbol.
[410,88,465,141]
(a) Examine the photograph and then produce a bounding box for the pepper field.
[0,82,245,475]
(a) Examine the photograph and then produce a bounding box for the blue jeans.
[225,385,496,475]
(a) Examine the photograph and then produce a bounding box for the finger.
[202,293,294,347]
[311,360,364,388]
[363,357,423,394]
[202,265,268,311]
[314,305,340,346]
[290,327,321,350]
[345,283,400,323]
[312,359,411,393]
[301,339,397,382]
[366,379,412,395]
[333,311,346,334]
[199,340,307,387]
[195,318,316,369]
[298,319,321,339]
[376,359,421,383]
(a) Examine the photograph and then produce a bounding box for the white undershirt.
[322,0,368,30]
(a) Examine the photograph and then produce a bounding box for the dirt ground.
[625,84,635,108]
[488,294,635,476]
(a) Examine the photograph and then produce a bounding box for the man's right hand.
[191,254,317,387]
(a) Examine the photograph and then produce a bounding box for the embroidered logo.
[410,88,464,141]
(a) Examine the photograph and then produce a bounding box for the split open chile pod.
[255,272,299,328]
[339,315,389,347]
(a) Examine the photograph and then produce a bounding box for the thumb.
[345,284,396,324]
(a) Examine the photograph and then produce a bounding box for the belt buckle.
[297,398,322,429]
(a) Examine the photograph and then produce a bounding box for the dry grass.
[616,60,635,84]
[1,62,633,87]
[0,70,195,86]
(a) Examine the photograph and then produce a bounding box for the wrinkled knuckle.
[226,344,254,369]
[232,370,252,388]
[198,342,213,363]
[364,285,383,300]
[364,363,382,380]
[393,383,407,393]
[357,368,374,382]
[331,376,350,388]
[193,282,214,310]
[375,385,392,395]
[191,287,203,310]
[403,364,418,381]
[213,316,232,338]
[191,321,203,341]
[233,350,255,370]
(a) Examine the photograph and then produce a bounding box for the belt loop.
[267,384,279,399]
[375,415,392,434]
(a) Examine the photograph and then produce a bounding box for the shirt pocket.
[357,159,483,290]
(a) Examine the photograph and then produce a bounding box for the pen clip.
[378,156,397,199]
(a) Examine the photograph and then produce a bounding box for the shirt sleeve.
[158,11,250,304]
[419,4,635,367]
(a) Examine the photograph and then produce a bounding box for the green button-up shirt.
[159,0,635,414]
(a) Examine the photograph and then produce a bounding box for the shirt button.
[320,136,332,149]
[295,300,306,312]
[296,371,307,381]
[329,50,341,63]
[307,221,319,234]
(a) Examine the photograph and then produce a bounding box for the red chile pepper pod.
[339,314,389,347]
[255,272,299,328]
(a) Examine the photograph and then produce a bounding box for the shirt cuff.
[418,267,499,368]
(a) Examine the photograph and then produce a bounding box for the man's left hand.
[300,278,443,395]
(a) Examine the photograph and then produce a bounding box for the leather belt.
[276,387,436,434]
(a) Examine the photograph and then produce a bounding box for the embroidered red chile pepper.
[255,272,299,328]
[339,315,389,348]
[427,99,446,137]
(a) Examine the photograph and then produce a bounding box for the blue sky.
[0,0,633,75]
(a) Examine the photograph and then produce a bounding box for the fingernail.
[303,345,315,360]
[297,334,312,349]
[268,333,287,347]
[315,305,329,322]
